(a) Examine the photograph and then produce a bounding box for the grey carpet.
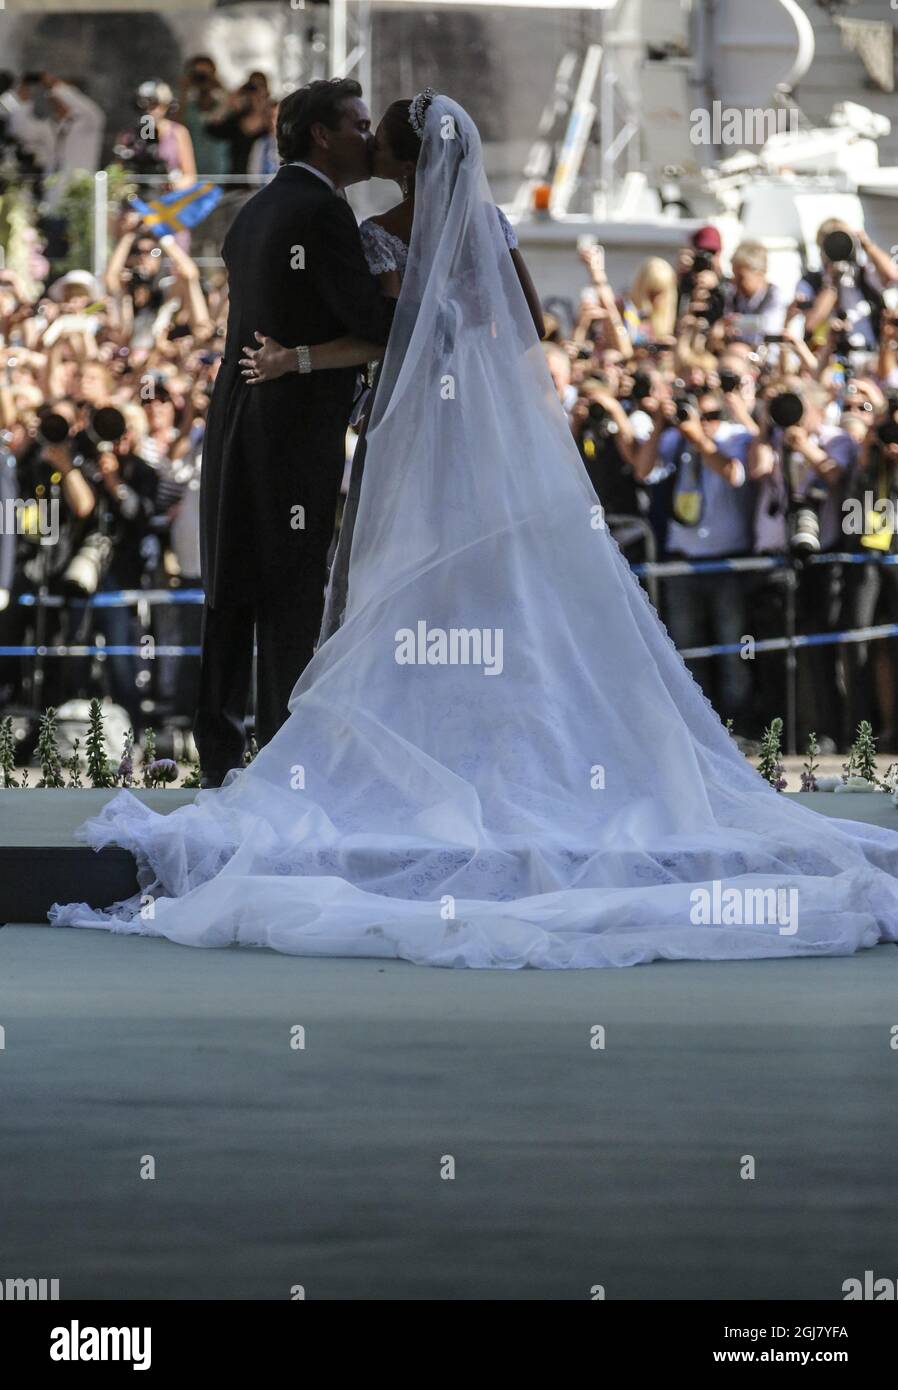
[1,924,895,1299]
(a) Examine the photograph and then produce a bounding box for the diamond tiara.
[408,88,436,139]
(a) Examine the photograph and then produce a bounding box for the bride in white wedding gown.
[51,93,898,968]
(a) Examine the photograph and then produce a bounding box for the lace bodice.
[359,206,518,280]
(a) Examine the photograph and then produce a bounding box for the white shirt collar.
[288,161,337,192]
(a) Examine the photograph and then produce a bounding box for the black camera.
[37,411,71,446]
[62,407,129,597]
[674,393,697,423]
[692,249,715,274]
[629,370,653,402]
[768,392,804,430]
[587,402,620,440]
[766,394,829,553]
[821,229,856,266]
[718,369,741,394]
[74,406,127,462]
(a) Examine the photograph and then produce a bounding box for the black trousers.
[195,506,342,772]
[194,587,324,774]
[196,396,348,773]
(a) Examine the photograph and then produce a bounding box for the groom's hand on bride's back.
[240,331,293,385]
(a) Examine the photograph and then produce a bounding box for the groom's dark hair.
[276,78,363,163]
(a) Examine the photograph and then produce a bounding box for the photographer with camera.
[572,373,647,561]
[114,80,196,194]
[78,406,158,738]
[178,56,229,179]
[639,385,756,737]
[722,240,788,346]
[675,225,726,329]
[799,220,898,360]
[0,400,96,709]
[104,211,213,354]
[715,354,762,438]
[750,382,854,749]
[840,399,898,746]
[203,73,272,178]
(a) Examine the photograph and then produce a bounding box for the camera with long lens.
[36,411,71,447]
[586,401,620,440]
[820,228,869,355]
[61,406,128,596]
[767,392,827,554]
[821,228,856,271]
[627,370,653,403]
[77,405,128,461]
[674,392,697,423]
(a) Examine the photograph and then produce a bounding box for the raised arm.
[510,249,544,338]
[159,232,213,338]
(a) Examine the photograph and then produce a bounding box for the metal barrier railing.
[604,513,659,606]
[6,553,898,754]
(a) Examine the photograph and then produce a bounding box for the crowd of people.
[545,221,898,753]
[0,200,223,747]
[0,56,278,199]
[3,60,898,755]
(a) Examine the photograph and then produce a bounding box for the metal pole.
[784,563,798,755]
[359,0,372,110]
[92,170,108,284]
[330,0,348,77]
[600,59,615,214]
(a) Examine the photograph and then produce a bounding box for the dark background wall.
[0,3,600,197]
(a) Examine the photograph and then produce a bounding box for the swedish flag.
[130,182,223,239]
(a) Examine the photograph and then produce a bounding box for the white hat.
[48,270,102,302]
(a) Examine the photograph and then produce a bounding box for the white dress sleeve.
[360,220,400,275]
[494,206,518,250]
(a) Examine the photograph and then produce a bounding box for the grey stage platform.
[1,789,896,1300]
[4,786,898,925]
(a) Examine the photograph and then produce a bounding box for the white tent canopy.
[5,0,616,9]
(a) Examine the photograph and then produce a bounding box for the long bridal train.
[49,96,898,967]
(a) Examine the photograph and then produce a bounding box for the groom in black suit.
[196,78,394,786]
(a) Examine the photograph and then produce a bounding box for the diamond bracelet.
[295,345,312,374]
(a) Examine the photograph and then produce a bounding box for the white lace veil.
[51,94,898,967]
[297,92,766,804]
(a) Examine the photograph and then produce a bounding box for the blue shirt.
[654,422,755,558]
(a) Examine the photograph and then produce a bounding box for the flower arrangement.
[758,718,787,792]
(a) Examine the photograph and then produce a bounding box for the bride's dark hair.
[381,98,425,164]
